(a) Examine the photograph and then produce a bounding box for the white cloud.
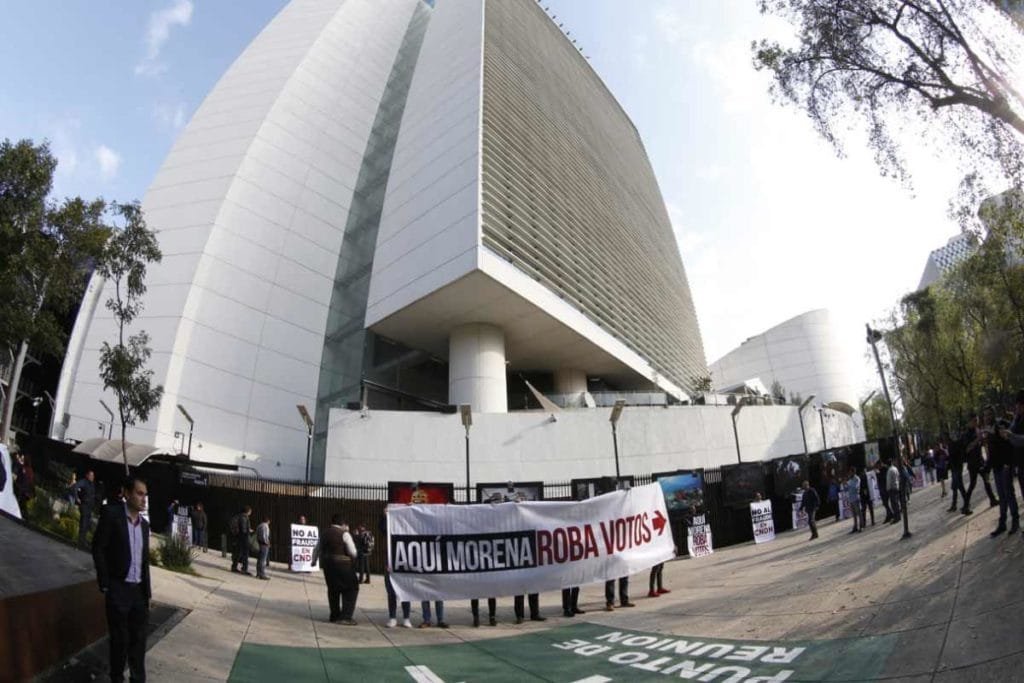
[95,145,122,181]
[153,102,188,130]
[135,0,194,77]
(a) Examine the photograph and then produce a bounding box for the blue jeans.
[421,600,444,624]
[257,545,270,577]
[385,574,410,619]
[994,466,1019,527]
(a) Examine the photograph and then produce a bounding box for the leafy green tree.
[753,0,1024,218]
[0,139,109,441]
[862,394,897,440]
[96,202,163,472]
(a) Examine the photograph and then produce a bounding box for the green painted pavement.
[229,622,896,682]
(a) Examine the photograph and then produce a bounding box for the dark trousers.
[356,554,371,582]
[879,487,892,521]
[889,489,901,521]
[324,563,359,621]
[385,573,410,619]
[106,581,148,683]
[471,597,496,622]
[649,563,664,592]
[951,466,968,508]
[807,508,818,538]
[561,587,580,614]
[232,534,249,572]
[860,496,874,527]
[78,507,93,549]
[605,577,629,606]
[514,593,540,619]
[966,467,998,507]
[994,465,1019,527]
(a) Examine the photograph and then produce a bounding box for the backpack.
[228,513,241,536]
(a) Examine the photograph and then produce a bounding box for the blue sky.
[0,0,971,394]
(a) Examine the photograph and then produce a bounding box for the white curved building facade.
[54,0,706,481]
[709,310,862,418]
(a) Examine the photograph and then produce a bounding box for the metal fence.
[18,433,893,573]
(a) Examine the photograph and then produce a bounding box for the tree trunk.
[0,341,30,443]
[121,412,129,476]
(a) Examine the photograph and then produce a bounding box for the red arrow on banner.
[652,510,667,536]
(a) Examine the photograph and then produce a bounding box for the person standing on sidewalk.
[190,502,208,552]
[561,587,584,618]
[513,593,546,624]
[230,505,253,575]
[876,461,893,523]
[256,514,271,580]
[886,460,902,523]
[354,522,374,584]
[858,467,875,528]
[312,514,360,624]
[983,406,1019,537]
[73,470,97,549]
[800,480,820,540]
[92,476,151,683]
[845,467,862,533]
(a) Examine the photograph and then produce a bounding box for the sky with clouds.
[0,0,977,396]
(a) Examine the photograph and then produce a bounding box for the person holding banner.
[386,572,413,628]
[471,597,497,627]
[799,481,820,540]
[561,587,584,618]
[648,562,670,598]
[419,600,448,629]
[604,577,634,611]
[513,593,545,624]
[311,515,360,625]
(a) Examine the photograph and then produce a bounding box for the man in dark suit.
[93,476,151,683]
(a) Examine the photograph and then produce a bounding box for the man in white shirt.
[886,460,901,523]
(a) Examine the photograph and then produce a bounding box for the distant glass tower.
[55,0,706,481]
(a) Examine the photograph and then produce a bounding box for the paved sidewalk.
[145,484,1024,682]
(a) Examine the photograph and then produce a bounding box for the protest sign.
[291,524,319,572]
[750,500,775,543]
[837,491,852,520]
[686,513,713,557]
[0,445,21,519]
[867,471,881,504]
[912,466,925,489]
[170,505,192,548]
[387,483,674,602]
[792,492,808,531]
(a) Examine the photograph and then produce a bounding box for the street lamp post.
[609,399,626,479]
[98,399,115,439]
[460,404,472,502]
[798,394,817,454]
[177,404,194,459]
[730,397,753,463]
[866,323,911,539]
[297,404,313,485]
[819,408,828,450]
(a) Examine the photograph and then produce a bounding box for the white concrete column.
[554,368,587,395]
[448,323,507,412]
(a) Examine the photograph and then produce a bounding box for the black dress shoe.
[489,616,497,626]
[990,526,1007,537]
[515,617,524,624]
[573,608,585,615]
[530,615,547,622]
[563,610,575,618]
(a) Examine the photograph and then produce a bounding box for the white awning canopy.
[71,438,167,467]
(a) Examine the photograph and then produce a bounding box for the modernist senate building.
[53,0,706,481]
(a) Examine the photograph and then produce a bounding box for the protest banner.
[750,500,775,543]
[912,466,925,490]
[837,491,852,520]
[867,470,881,503]
[290,524,319,571]
[0,445,21,519]
[792,492,808,531]
[387,483,674,602]
[686,513,713,557]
